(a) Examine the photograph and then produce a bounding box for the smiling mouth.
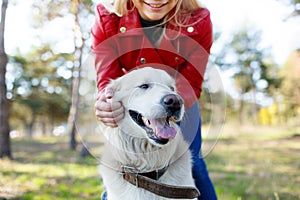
[129,110,177,145]
[144,2,168,8]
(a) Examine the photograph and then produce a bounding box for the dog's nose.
[161,94,183,114]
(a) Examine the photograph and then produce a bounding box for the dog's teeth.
[169,116,177,122]
[142,117,151,126]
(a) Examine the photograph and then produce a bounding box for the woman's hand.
[95,88,125,127]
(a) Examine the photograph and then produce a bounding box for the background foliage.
[0,0,299,199]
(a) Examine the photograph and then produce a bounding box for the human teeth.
[149,3,164,8]
[150,4,161,7]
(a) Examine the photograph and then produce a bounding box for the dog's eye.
[139,84,149,89]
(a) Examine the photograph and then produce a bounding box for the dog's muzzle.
[129,94,183,145]
[160,94,183,120]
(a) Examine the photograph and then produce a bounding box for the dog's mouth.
[129,110,177,145]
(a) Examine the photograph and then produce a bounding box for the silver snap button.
[140,58,146,64]
[120,27,126,33]
[187,26,194,33]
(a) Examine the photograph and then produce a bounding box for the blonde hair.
[108,0,202,27]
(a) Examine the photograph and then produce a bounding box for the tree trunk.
[0,0,12,159]
[238,98,244,124]
[26,112,36,138]
[67,0,84,150]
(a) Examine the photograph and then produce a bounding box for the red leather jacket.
[91,4,213,108]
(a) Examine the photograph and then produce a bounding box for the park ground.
[0,123,299,200]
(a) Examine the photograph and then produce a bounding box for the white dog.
[98,67,199,200]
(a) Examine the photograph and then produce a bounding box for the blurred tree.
[32,0,93,150]
[279,49,300,120]
[0,0,11,159]
[9,46,72,136]
[67,0,84,150]
[213,28,281,124]
[279,0,300,19]
[200,59,226,126]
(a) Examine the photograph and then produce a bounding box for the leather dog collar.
[138,166,168,181]
[122,165,168,181]
[122,166,200,199]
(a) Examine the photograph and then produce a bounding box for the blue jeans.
[180,103,217,200]
[102,103,217,200]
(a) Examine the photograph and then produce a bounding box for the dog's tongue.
[149,118,177,139]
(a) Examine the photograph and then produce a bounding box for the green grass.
[0,138,103,200]
[0,125,299,200]
[203,124,300,200]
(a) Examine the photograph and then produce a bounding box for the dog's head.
[106,67,184,146]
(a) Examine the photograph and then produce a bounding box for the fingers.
[95,102,124,121]
[105,87,113,99]
[98,109,124,127]
[95,98,125,127]
[98,87,113,100]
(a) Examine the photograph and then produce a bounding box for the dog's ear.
[106,79,122,100]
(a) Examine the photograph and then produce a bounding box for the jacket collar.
[118,8,144,36]
[117,7,199,66]
[117,7,200,37]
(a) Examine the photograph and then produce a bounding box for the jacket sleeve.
[91,4,124,93]
[176,8,213,108]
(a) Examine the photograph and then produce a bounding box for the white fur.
[98,67,197,200]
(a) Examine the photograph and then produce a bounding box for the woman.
[91,0,217,199]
